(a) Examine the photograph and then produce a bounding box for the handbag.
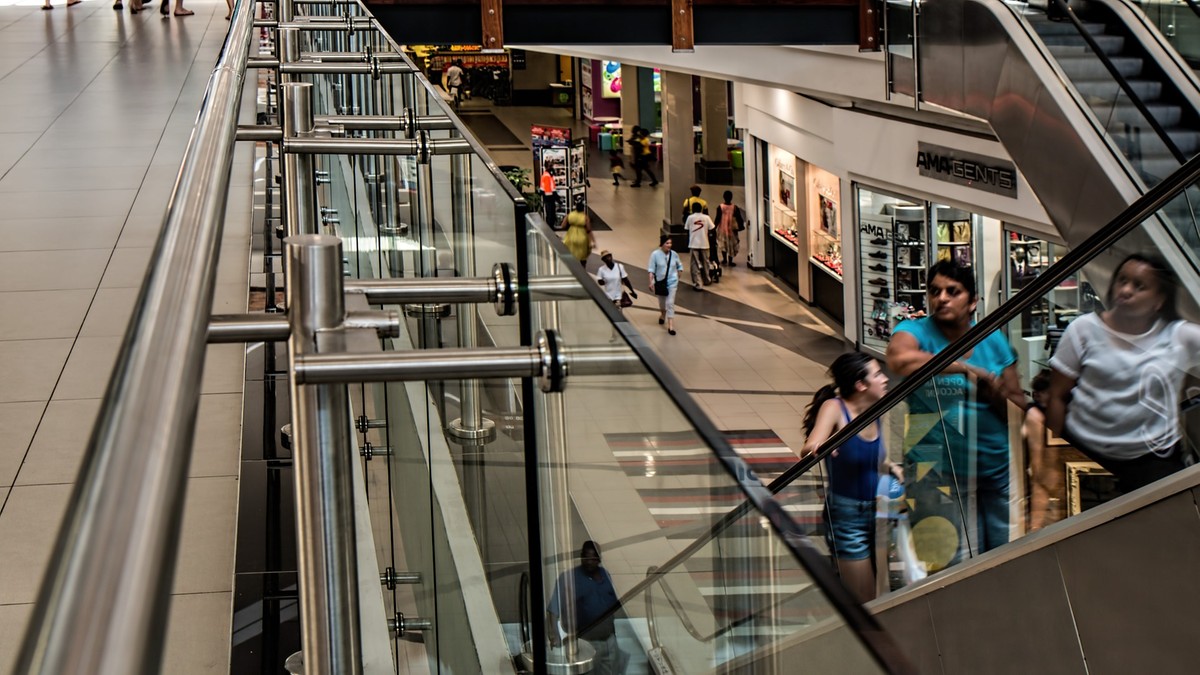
[654,251,673,296]
[734,206,746,232]
[619,291,634,308]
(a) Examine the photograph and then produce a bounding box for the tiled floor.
[0,1,248,673]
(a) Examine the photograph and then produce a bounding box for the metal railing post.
[281,82,317,237]
[447,153,496,443]
[285,234,364,675]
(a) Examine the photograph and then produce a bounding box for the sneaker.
[613,180,620,186]
[870,237,888,246]
[729,261,737,267]
[650,181,659,187]
[868,250,888,260]
[868,263,887,272]
[668,329,676,336]
[694,284,703,292]
[870,288,890,299]
[867,277,889,286]
[631,182,642,188]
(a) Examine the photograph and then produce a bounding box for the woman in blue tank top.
[802,352,904,602]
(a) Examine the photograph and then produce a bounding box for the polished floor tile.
[171,475,238,595]
[0,339,73,404]
[50,336,120,401]
[0,603,33,675]
[0,402,46,488]
[15,398,101,487]
[0,290,92,340]
[189,393,243,479]
[78,287,138,337]
[0,483,74,605]
[0,216,125,252]
[0,249,110,291]
[162,591,233,675]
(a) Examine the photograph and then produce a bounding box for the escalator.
[626,155,1200,671]
[890,0,1200,256]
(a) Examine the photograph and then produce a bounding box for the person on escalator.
[801,352,903,602]
[546,541,629,674]
[1047,253,1200,495]
[886,261,1026,569]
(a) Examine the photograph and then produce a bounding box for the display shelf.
[772,228,800,251]
[812,259,843,279]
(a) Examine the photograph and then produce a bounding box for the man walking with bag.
[685,202,715,291]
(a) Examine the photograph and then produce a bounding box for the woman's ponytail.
[803,384,839,436]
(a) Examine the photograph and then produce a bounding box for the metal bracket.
[380,567,420,590]
[359,441,392,460]
[388,613,432,637]
[355,415,387,433]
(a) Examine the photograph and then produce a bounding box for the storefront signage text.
[916,143,1017,198]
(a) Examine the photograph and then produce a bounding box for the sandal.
[42,5,53,9]
[113,2,123,8]
[67,0,81,6]
[173,8,194,15]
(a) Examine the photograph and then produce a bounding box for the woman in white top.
[595,250,637,311]
[1047,253,1200,494]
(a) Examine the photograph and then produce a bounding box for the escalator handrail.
[769,150,1200,495]
[1046,0,1187,164]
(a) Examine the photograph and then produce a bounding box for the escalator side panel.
[920,0,1135,247]
[871,480,1200,673]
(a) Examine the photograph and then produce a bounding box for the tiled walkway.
[0,2,247,673]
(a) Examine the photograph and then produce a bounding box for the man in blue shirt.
[887,261,1026,567]
[547,541,628,674]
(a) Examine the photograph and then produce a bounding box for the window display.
[770,150,799,251]
[808,165,842,277]
[857,188,926,352]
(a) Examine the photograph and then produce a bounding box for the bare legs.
[836,558,876,603]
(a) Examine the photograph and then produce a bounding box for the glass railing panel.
[781,181,1200,602]
[523,221,890,673]
[1135,0,1200,64]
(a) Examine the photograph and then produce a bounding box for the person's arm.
[619,266,637,296]
[997,363,1029,410]
[585,216,596,250]
[886,330,985,380]
[1045,368,1077,437]
[800,399,841,458]
[1024,406,1050,531]
[647,253,658,292]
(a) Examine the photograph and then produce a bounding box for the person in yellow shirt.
[681,184,708,222]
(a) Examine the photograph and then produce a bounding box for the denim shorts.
[825,493,875,561]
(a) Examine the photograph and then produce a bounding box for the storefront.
[760,144,845,323]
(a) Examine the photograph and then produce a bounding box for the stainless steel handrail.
[13,0,257,672]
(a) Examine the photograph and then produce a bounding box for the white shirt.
[596,262,627,301]
[686,213,715,250]
[445,65,464,88]
[1050,313,1200,459]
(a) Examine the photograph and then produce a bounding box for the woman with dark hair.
[560,200,595,265]
[801,352,902,602]
[1047,253,1200,494]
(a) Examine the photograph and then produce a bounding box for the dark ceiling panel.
[368,3,861,46]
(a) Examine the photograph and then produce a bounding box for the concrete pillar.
[698,77,733,184]
[661,69,695,230]
[619,66,640,159]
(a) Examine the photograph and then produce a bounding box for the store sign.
[916,143,1017,198]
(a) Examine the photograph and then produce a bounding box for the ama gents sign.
[916,142,1018,199]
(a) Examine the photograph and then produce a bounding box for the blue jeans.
[905,444,1010,569]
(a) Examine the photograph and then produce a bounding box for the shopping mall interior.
[1,0,1200,673]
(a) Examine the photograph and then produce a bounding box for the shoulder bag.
[654,252,673,296]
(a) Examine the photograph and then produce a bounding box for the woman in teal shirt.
[887,261,1026,568]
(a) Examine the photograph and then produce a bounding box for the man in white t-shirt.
[685,202,715,290]
[444,60,465,105]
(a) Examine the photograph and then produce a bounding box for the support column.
[660,70,695,231]
[281,81,317,237]
[619,66,641,160]
[697,77,733,184]
[285,234,363,675]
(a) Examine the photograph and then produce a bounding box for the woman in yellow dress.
[560,201,595,265]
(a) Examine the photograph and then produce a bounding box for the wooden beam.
[671,0,694,52]
[481,0,504,49]
[858,0,879,51]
